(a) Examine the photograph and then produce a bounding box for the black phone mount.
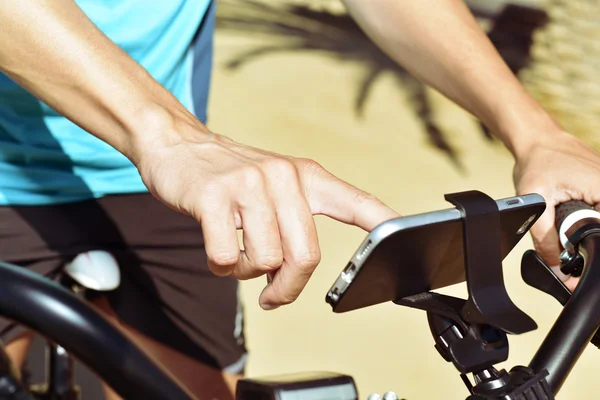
[394,191,553,399]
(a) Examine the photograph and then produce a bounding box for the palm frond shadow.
[216,0,547,171]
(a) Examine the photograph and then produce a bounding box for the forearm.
[0,0,206,164]
[342,0,564,159]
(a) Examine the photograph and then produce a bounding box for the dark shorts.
[0,193,247,374]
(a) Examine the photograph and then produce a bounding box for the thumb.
[519,186,561,267]
[529,202,561,267]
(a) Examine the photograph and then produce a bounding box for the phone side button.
[341,262,357,283]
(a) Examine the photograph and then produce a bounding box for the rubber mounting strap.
[445,190,537,335]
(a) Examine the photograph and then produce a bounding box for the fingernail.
[260,302,279,311]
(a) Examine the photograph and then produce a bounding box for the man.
[0,0,597,399]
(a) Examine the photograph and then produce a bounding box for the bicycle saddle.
[63,250,121,291]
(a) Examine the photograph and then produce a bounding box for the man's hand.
[514,131,600,290]
[137,120,400,310]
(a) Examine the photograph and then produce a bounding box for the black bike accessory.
[466,366,553,399]
[558,250,584,277]
[521,250,600,348]
[444,190,537,334]
[236,372,358,400]
[522,251,571,305]
[397,293,509,374]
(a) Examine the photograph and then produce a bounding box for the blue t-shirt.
[0,0,215,205]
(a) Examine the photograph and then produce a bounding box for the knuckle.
[209,250,240,267]
[256,250,284,269]
[238,165,265,190]
[263,157,298,178]
[297,158,325,175]
[291,249,321,272]
[353,190,379,205]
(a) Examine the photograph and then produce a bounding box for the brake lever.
[521,250,600,348]
[521,251,571,305]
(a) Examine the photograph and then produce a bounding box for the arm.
[341,0,559,158]
[0,0,399,308]
[0,0,194,163]
[342,0,600,275]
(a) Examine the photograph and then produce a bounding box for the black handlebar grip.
[555,201,594,232]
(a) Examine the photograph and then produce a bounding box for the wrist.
[491,96,566,161]
[124,102,212,166]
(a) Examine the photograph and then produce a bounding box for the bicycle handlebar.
[556,201,600,251]
[0,260,197,400]
[529,201,600,394]
[555,200,594,229]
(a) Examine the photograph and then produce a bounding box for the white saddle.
[63,250,121,291]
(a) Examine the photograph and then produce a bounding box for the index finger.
[308,169,401,231]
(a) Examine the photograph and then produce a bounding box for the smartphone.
[326,193,545,313]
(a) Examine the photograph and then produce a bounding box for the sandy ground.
[209,24,599,400]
